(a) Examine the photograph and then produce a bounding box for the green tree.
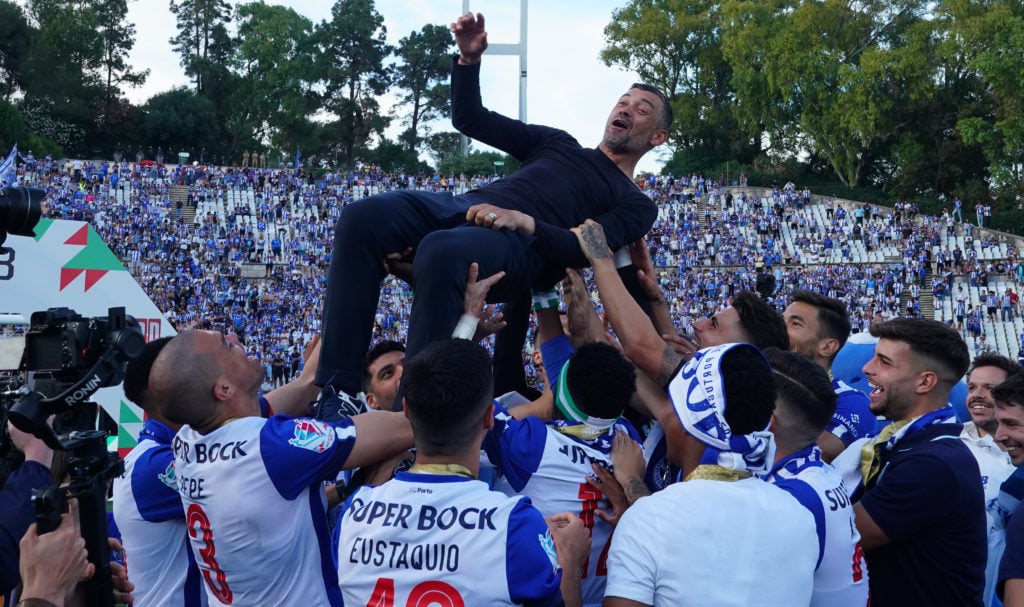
[0,1,34,99]
[424,131,462,167]
[367,137,429,173]
[169,0,233,95]
[21,0,107,151]
[95,0,147,98]
[139,87,219,153]
[392,23,453,151]
[313,0,392,164]
[945,0,1024,203]
[721,0,938,187]
[438,150,519,177]
[231,2,317,154]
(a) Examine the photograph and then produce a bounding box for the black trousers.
[316,190,554,394]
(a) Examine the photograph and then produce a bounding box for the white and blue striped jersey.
[483,404,642,607]
[172,415,357,606]
[335,472,563,606]
[112,419,205,607]
[763,445,869,606]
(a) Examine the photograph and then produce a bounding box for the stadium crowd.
[14,147,1024,373]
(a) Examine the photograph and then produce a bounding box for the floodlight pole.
[460,0,527,158]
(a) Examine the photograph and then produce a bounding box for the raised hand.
[451,12,488,63]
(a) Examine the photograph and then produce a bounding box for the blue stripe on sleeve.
[774,478,827,570]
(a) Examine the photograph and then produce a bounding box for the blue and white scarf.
[667,343,776,474]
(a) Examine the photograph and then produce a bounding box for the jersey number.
[576,483,611,577]
[851,542,865,583]
[187,503,233,604]
[366,578,464,607]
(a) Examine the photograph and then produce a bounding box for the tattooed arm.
[572,220,683,389]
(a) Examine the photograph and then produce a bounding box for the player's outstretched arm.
[344,411,414,470]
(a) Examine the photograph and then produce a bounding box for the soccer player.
[484,341,641,606]
[762,348,869,606]
[150,330,413,606]
[335,339,590,606]
[114,335,325,606]
[361,340,405,412]
[784,289,874,461]
[995,373,1024,605]
[961,353,1018,606]
[603,344,818,605]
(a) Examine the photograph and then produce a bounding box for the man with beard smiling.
[834,317,986,606]
[961,353,1018,606]
[994,373,1024,606]
[313,11,671,416]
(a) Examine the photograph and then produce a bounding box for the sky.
[120,0,667,173]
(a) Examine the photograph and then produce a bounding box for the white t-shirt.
[605,476,817,606]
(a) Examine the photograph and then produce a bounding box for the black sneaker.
[309,385,365,421]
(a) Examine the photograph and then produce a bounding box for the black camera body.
[22,307,139,386]
[0,306,142,607]
[1,307,143,457]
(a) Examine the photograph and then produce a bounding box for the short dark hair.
[630,82,673,131]
[564,342,636,420]
[993,373,1024,410]
[790,290,851,361]
[968,352,1019,381]
[734,291,790,350]
[764,347,837,447]
[123,336,174,411]
[361,340,405,393]
[720,344,776,435]
[869,318,969,385]
[402,339,493,457]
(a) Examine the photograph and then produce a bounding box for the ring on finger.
[486,212,498,222]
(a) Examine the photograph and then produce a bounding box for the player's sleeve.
[260,415,358,500]
[332,487,367,571]
[772,478,827,570]
[860,451,964,542]
[258,394,273,417]
[539,336,574,388]
[827,386,874,445]
[505,498,563,607]
[483,404,547,493]
[604,498,660,605]
[132,448,186,522]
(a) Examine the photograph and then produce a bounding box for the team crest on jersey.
[288,419,336,453]
[539,530,560,574]
[158,461,177,489]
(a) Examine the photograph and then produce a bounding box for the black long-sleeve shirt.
[451,58,656,269]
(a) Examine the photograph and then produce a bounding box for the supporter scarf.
[859,406,956,487]
[667,343,776,474]
[554,359,620,436]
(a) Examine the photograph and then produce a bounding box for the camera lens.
[0,186,47,237]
